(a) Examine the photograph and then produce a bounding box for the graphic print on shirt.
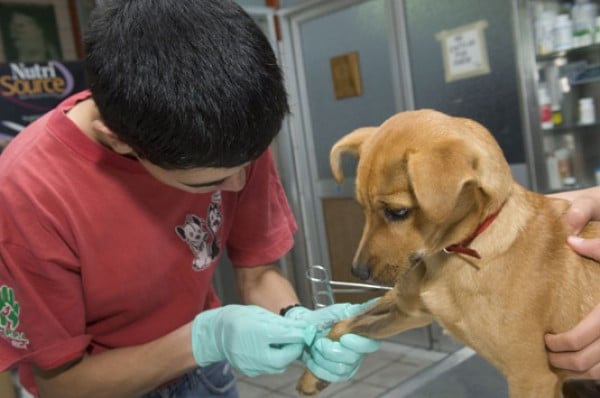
[0,285,29,350]
[175,192,223,271]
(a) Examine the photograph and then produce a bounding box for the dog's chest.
[417,258,503,344]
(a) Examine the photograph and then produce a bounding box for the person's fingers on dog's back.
[567,236,600,262]
[545,304,600,376]
[545,303,600,353]
[567,195,600,235]
[566,196,600,234]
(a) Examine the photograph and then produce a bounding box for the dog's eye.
[383,207,410,222]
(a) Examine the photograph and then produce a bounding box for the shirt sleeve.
[226,149,298,266]
[0,200,91,371]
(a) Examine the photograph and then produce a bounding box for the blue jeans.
[142,361,238,398]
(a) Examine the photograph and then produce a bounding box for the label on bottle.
[540,103,553,129]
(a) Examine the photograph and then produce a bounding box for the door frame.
[277,0,414,302]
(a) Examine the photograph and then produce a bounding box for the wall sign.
[0,60,87,152]
[330,51,363,100]
[436,20,490,82]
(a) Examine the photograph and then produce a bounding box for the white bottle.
[579,97,596,125]
[535,11,557,54]
[539,86,554,129]
[572,0,598,47]
[546,152,563,190]
[553,14,573,51]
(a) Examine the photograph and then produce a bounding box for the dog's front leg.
[296,288,434,396]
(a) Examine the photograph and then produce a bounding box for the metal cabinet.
[515,0,600,193]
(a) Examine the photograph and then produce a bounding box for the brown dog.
[297,109,600,397]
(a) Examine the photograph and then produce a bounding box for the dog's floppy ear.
[407,145,477,223]
[330,127,377,184]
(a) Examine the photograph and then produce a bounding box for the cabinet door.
[522,0,600,193]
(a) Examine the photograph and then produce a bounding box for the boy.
[0,1,378,397]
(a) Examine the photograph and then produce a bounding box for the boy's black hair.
[84,0,289,169]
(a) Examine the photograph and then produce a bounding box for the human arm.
[34,323,197,398]
[34,293,308,398]
[234,263,300,312]
[545,186,600,379]
[32,264,301,398]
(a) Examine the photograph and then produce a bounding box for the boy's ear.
[91,120,135,156]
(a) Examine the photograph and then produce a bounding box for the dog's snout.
[351,264,371,281]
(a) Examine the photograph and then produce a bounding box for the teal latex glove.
[285,299,381,382]
[304,332,380,382]
[192,305,308,377]
[284,298,379,329]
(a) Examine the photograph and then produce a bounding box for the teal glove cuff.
[191,308,223,366]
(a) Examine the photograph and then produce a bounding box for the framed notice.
[330,51,363,100]
[436,20,490,83]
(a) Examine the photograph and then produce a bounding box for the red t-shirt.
[0,91,297,395]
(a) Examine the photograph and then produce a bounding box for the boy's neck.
[66,98,100,141]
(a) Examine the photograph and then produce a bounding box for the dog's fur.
[297,109,600,397]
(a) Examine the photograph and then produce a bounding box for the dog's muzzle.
[351,264,371,281]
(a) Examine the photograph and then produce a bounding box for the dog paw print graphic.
[0,285,29,349]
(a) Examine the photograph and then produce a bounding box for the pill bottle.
[578,97,596,125]
[535,11,557,54]
[553,14,573,51]
[572,0,598,47]
[539,86,553,129]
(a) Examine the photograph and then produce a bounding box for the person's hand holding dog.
[546,187,600,379]
[284,299,381,381]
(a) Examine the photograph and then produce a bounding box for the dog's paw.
[296,369,330,397]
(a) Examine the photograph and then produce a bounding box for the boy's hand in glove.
[191,304,308,377]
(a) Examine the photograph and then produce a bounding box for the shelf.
[536,43,600,62]
[541,122,600,134]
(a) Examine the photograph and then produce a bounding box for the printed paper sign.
[436,20,490,82]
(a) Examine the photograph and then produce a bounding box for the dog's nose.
[352,265,371,281]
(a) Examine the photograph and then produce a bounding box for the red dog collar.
[444,203,505,259]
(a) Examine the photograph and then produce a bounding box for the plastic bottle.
[539,86,554,129]
[552,104,563,126]
[578,97,596,125]
[535,11,557,54]
[553,14,573,51]
[571,0,598,47]
[555,147,573,183]
[595,16,600,43]
[546,151,563,190]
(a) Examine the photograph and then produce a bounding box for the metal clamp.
[306,264,392,308]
